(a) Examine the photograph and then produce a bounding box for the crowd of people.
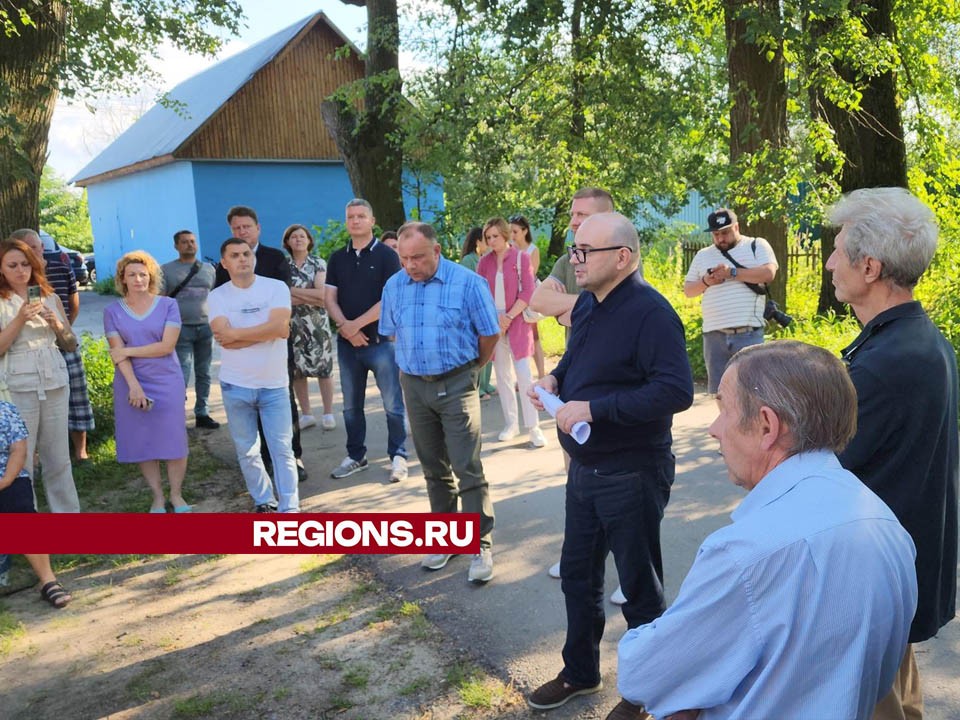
[0,186,956,720]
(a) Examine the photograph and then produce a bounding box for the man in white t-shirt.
[683,208,778,393]
[208,238,298,512]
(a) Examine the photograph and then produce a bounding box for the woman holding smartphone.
[104,251,189,513]
[0,239,79,512]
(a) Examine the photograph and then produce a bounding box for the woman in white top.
[509,215,546,378]
[0,239,79,512]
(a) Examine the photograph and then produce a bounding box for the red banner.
[0,513,480,554]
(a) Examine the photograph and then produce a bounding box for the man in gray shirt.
[161,230,219,429]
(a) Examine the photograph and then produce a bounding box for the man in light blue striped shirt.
[615,341,917,720]
[380,222,500,584]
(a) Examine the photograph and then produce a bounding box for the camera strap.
[718,240,767,296]
[168,261,202,300]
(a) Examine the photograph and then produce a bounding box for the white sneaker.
[548,561,561,579]
[421,553,453,570]
[298,414,316,430]
[529,426,547,448]
[321,414,336,430]
[610,585,627,605]
[498,424,520,441]
[468,548,494,583]
[390,455,408,483]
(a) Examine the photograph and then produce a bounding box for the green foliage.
[401,1,727,241]
[39,167,93,252]
[80,334,115,442]
[311,220,351,261]
[93,275,119,296]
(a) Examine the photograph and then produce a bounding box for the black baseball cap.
[705,209,737,232]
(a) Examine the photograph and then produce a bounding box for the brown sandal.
[40,581,72,609]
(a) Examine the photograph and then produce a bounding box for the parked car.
[85,254,96,283]
[39,230,90,285]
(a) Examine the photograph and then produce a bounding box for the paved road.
[74,292,960,718]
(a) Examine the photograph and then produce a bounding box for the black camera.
[764,299,793,327]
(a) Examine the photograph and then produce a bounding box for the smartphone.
[27,286,41,304]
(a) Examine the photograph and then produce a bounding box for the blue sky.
[49,1,367,181]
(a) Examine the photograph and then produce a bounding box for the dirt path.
[0,469,525,719]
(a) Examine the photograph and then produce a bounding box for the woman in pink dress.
[509,214,546,378]
[104,251,189,513]
[477,217,546,448]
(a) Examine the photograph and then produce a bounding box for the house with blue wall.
[72,11,442,276]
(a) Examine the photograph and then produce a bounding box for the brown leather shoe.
[605,698,653,720]
[528,673,603,710]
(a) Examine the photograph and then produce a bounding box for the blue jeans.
[220,382,299,512]
[703,328,764,393]
[176,323,214,416]
[559,456,674,687]
[337,338,407,462]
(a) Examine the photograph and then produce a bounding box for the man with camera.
[683,208,779,394]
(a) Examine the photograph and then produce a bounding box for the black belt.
[414,360,477,382]
[717,326,761,335]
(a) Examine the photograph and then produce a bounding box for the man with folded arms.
[615,341,917,720]
[380,222,500,583]
[208,238,298,513]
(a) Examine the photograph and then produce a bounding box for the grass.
[399,675,431,696]
[342,664,370,689]
[443,659,517,709]
[172,690,261,717]
[125,658,167,701]
[0,603,26,656]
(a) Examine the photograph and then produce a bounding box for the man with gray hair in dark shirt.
[826,187,958,720]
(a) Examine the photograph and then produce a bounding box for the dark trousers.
[400,366,494,548]
[338,338,407,462]
[560,455,674,687]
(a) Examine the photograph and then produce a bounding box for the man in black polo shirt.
[324,199,407,482]
[827,187,958,720]
[215,205,306,482]
[527,213,694,718]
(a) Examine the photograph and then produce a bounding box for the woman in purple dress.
[104,251,189,513]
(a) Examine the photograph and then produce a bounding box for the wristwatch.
[730,267,738,278]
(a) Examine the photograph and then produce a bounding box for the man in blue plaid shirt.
[380,221,500,584]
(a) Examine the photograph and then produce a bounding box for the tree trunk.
[810,0,907,315]
[724,0,789,309]
[547,0,587,260]
[548,201,568,259]
[324,0,405,231]
[0,1,67,234]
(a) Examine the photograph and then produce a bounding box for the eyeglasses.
[508,215,526,225]
[566,245,632,263]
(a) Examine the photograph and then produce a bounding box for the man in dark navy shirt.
[527,212,693,718]
[827,187,958,720]
[324,199,407,482]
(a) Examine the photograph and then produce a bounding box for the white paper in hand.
[534,386,591,445]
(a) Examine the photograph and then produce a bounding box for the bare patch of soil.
[0,452,526,718]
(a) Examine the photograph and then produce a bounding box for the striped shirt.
[43,255,77,308]
[618,451,917,720]
[685,236,776,332]
[380,257,500,376]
